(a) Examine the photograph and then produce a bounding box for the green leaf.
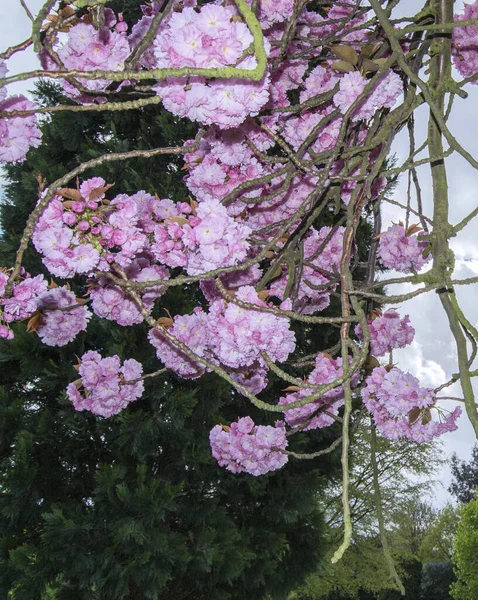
[330,44,359,65]
[72,0,109,6]
[331,60,355,73]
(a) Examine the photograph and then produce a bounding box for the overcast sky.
[379,0,478,504]
[2,0,478,506]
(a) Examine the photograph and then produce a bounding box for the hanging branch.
[371,422,406,595]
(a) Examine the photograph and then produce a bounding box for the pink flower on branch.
[210,417,288,476]
[66,351,144,418]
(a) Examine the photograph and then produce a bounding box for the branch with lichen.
[370,423,406,595]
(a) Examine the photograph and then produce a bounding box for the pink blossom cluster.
[0,95,42,163]
[185,129,267,204]
[149,286,295,389]
[55,18,130,103]
[32,178,148,278]
[33,190,102,279]
[148,308,209,380]
[96,192,148,269]
[151,198,252,276]
[268,60,307,107]
[355,309,415,357]
[208,286,296,368]
[333,70,403,121]
[32,177,253,282]
[245,0,294,30]
[267,1,369,62]
[199,264,263,303]
[282,108,342,157]
[453,0,478,81]
[270,226,345,314]
[362,366,461,442]
[36,286,91,346]
[279,353,358,431]
[209,416,288,475]
[300,65,339,103]
[89,259,168,326]
[0,271,47,339]
[378,224,430,273]
[152,4,270,128]
[66,350,144,418]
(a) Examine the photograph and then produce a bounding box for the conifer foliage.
[0,80,337,599]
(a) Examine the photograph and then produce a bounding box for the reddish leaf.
[406,223,423,237]
[57,188,82,202]
[73,355,82,372]
[88,183,115,201]
[157,317,174,328]
[165,216,189,226]
[189,197,198,215]
[408,407,421,425]
[26,313,45,333]
[59,6,76,17]
[364,355,380,373]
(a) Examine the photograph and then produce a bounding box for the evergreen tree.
[0,79,342,599]
[421,562,455,600]
[449,446,478,504]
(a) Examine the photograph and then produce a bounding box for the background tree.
[288,426,446,600]
[451,497,478,600]
[0,74,345,599]
[449,446,478,504]
[419,504,459,564]
[419,504,458,599]
[421,562,455,600]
